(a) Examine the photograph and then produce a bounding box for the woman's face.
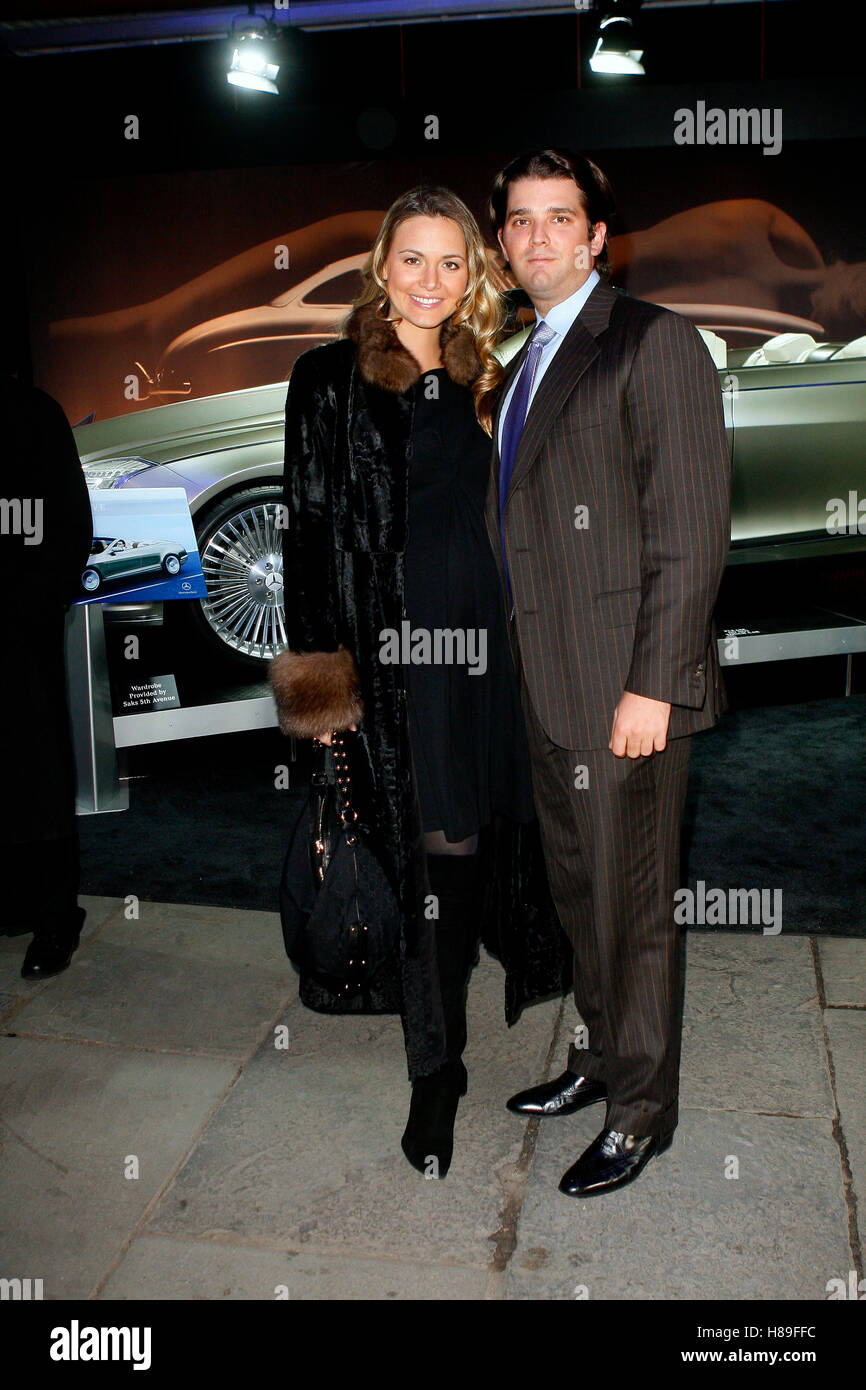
[381,215,470,329]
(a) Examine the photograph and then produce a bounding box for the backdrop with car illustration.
[20,120,864,673]
[28,141,866,428]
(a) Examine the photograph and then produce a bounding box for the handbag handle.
[330,732,359,837]
[312,732,369,995]
[311,732,359,884]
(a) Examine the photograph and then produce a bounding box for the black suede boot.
[400,854,481,1179]
[400,1057,468,1178]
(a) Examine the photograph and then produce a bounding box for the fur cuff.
[269,645,364,739]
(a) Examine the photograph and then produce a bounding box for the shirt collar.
[536,268,601,340]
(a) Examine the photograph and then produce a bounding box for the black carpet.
[77,693,865,937]
[683,694,864,935]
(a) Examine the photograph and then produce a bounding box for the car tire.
[162,553,182,576]
[81,568,102,593]
[184,485,287,671]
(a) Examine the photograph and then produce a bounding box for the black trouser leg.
[17,834,86,981]
[38,833,84,942]
[521,680,692,1140]
[1,834,84,942]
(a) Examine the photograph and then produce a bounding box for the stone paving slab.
[823,1009,866,1254]
[145,952,560,1268]
[6,902,294,1059]
[0,903,859,1303]
[553,933,833,1119]
[504,1109,851,1301]
[0,1036,236,1299]
[817,938,866,1008]
[0,895,121,1017]
[99,1234,488,1300]
[678,934,832,1117]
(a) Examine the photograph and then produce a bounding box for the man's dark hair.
[488,148,616,281]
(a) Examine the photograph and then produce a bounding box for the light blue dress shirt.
[497,268,601,454]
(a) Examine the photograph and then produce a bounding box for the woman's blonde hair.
[345,185,504,434]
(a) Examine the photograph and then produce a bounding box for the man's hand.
[609,692,671,758]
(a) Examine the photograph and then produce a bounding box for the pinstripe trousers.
[515,648,691,1140]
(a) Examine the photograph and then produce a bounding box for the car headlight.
[82,457,158,489]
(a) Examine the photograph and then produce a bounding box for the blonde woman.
[270,186,540,1177]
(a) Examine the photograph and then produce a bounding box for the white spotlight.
[227,17,281,95]
[589,14,645,76]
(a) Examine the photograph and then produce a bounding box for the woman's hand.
[314,725,357,746]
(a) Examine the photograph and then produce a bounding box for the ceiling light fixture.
[589,4,645,77]
[227,9,282,95]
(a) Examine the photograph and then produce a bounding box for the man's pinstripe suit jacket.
[485,279,733,751]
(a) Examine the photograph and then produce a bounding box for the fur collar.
[344,301,481,394]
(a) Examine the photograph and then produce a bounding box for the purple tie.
[499,319,556,611]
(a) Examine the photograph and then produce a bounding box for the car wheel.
[82,568,102,593]
[162,553,182,576]
[188,486,287,670]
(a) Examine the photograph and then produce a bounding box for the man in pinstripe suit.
[485,150,731,1197]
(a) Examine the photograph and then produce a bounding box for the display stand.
[113,687,278,748]
[67,605,865,817]
[65,602,129,815]
[718,607,866,696]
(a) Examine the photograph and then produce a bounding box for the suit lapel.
[505,280,618,504]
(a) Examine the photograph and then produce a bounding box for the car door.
[728,355,866,555]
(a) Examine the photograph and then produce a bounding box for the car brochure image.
[74,487,206,605]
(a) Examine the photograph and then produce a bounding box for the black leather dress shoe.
[558,1127,673,1197]
[21,929,81,981]
[506,1069,607,1117]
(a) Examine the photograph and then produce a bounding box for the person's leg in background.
[18,833,86,979]
[2,618,86,978]
[2,833,86,977]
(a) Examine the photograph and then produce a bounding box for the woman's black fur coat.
[270,303,570,1080]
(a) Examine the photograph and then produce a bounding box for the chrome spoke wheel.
[199,499,287,662]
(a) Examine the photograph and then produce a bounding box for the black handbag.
[279,732,402,1002]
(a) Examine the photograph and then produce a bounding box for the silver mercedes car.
[75,323,866,671]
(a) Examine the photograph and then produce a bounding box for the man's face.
[497,176,606,313]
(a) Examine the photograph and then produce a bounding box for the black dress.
[404,368,534,841]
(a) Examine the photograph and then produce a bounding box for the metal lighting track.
[1,1,791,56]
